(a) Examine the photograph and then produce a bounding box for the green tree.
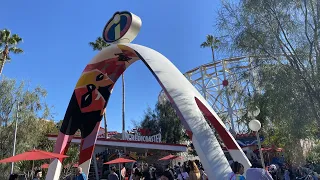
[0,77,52,178]
[0,29,23,75]
[60,144,79,179]
[200,35,220,61]
[140,107,160,135]
[244,65,319,163]
[307,144,320,164]
[139,101,186,144]
[216,0,320,163]
[217,0,320,120]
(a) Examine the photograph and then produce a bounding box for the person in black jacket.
[142,163,151,180]
[8,174,18,180]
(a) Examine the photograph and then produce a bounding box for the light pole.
[11,102,21,174]
[249,116,265,169]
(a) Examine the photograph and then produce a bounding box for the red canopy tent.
[104,158,136,180]
[159,154,183,161]
[41,163,49,169]
[104,158,136,165]
[0,149,68,163]
[0,149,68,179]
[159,154,175,161]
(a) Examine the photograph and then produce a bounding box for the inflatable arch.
[46,11,251,180]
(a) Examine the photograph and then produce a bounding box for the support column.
[222,60,236,135]
[92,152,99,180]
[122,73,126,140]
[200,66,207,100]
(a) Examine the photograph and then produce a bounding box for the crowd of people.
[8,167,87,180]
[227,161,320,180]
[108,160,319,180]
[113,159,208,180]
[6,159,320,179]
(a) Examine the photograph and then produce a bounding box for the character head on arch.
[59,45,139,138]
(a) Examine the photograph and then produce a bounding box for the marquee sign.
[125,128,161,143]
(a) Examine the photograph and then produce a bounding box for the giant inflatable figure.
[46,11,251,180]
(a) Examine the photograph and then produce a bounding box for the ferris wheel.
[159,55,266,133]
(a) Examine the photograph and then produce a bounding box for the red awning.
[159,154,176,160]
[0,149,68,163]
[104,158,136,165]
[41,163,49,169]
[159,154,182,161]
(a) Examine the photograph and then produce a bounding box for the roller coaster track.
[159,54,287,133]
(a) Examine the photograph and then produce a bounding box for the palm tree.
[88,37,109,51]
[89,37,126,139]
[0,29,23,75]
[200,35,220,62]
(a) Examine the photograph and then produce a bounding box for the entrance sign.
[46,11,250,180]
[125,132,161,143]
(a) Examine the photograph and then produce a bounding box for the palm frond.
[200,34,221,49]
[0,29,23,66]
[11,34,23,43]
[89,37,110,51]
[200,42,210,48]
[9,47,23,54]
[1,29,11,42]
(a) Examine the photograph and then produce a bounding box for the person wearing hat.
[33,170,42,180]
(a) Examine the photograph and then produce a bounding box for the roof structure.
[47,134,187,152]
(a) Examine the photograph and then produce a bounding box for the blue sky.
[1,0,223,132]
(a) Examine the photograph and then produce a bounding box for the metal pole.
[104,113,108,139]
[118,151,122,180]
[31,160,34,179]
[214,64,223,111]
[92,152,99,180]
[222,60,236,134]
[11,102,19,174]
[119,163,121,180]
[122,73,126,154]
[200,66,207,100]
[256,131,265,169]
[122,73,125,140]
